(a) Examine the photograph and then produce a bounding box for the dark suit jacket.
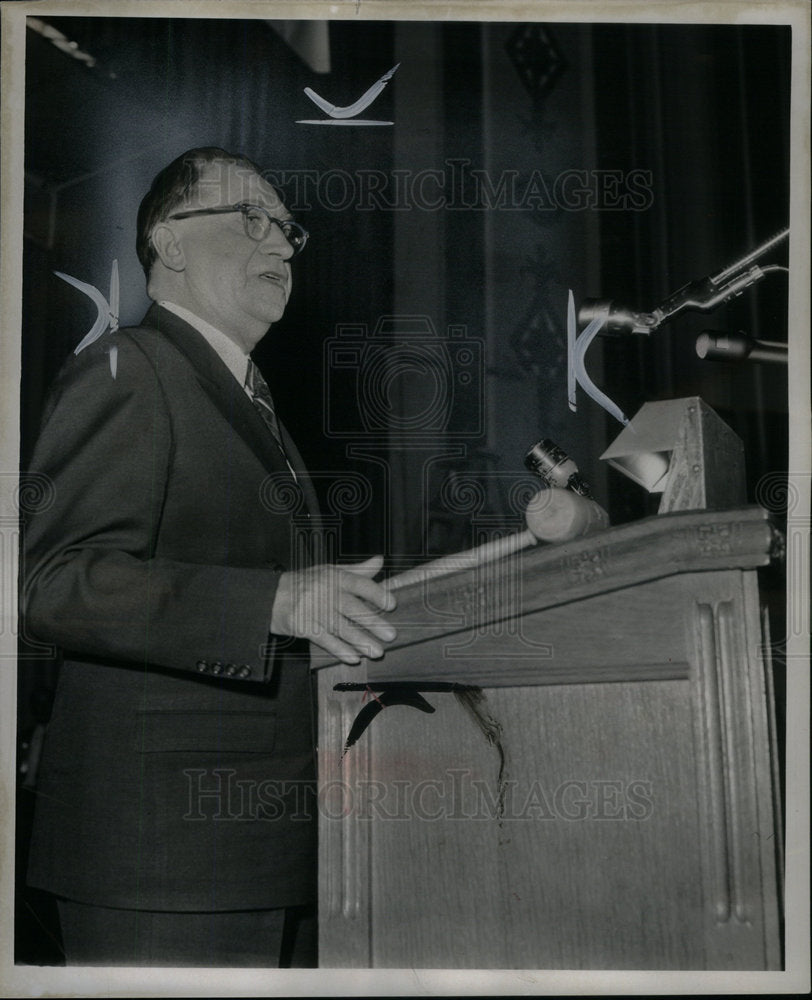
[23,303,320,911]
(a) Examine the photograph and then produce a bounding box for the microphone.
[523,438,595,498]
[576,299,659,336]
[696,330,788,365]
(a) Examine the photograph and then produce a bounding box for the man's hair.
[136,146,264,278]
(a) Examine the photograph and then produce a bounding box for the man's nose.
[259,221,294,259]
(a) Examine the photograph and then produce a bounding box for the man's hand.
[270,555,397,664]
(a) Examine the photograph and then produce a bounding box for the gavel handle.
[385,528,537,592]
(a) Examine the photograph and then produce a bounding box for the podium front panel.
[316,514,781,969]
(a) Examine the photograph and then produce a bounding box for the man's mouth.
[258,272,287,288]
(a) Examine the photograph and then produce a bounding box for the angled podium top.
[310,506,780,676]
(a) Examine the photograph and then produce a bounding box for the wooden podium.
[312,506,783,969]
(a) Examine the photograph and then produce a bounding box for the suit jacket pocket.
[134,709,277,753]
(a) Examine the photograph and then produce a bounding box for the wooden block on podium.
[600,397,746,512]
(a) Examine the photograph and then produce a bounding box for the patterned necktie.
[245,359,298,481]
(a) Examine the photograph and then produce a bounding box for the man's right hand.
[270,554,397,664]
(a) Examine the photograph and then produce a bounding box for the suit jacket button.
[238,665,252,679]
[225,663,237,677]
[196,660,209,673]
[211,661,223,675]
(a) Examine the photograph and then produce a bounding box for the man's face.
[170,161,295,351]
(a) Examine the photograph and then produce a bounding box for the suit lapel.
[139,305,311,504]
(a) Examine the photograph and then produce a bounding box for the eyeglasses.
[167,202,309,257]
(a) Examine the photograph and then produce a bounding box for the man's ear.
[150,224,186,272]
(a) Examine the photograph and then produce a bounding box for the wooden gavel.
[386,487,609,592]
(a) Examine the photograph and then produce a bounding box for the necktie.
[245,359,298,481]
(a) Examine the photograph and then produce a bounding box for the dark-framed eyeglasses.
[167,202,309,257]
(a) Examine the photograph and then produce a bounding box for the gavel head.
[525,487,560,539]
[524,487,609,543]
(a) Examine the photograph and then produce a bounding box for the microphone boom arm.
[578,227,789,335]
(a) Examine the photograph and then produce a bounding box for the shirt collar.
[158,300,251,388]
